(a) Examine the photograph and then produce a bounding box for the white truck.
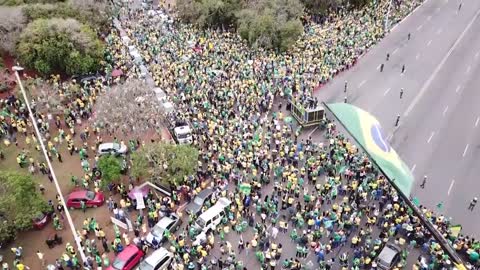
[169,120,193,145]
[153,87,193,145]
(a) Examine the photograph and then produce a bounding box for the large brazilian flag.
[326,103,414,196]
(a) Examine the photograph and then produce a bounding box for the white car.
[146,214,181,248]
[97,143,128,156]
[137,247,173,270]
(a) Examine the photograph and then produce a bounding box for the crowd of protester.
[1,0,480,269]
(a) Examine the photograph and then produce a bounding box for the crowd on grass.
[1,0,480,269]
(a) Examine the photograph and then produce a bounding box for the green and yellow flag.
[326,103,414,196]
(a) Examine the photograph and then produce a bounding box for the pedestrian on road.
[408,33,411,40]
[380,63,384,72]
[238,236,245,253]
[344,81,347,93]
[344,96,347,103]
[400,88,404,99]
[458,2,462,11]
[36,250,45,267]
[468,197,477,211]
[395,114,400,126]
[401,64,405,74]
[386,53,390,61]
[420,175,427,188]
[81,200,86,213]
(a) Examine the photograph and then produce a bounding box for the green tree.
[131,143,199,186]
[97,155,122,189]
[22,0,110,31]
[0,219,16,247]
[176,0,243,28]
[16,18,104,76]
[0,6,26,54]
[130,150,149,180]
[0,171,49,245]
[0,0,65,5]
[301,0,342,16]
[237,0,304,51]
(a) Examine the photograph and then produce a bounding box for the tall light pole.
[12,66,87,263]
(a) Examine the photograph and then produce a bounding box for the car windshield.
[193,197,204,205]
[151,225,164,237]
[196,219,206,228]
[112,258,126,269]
[85,191,95,200]
[138,261,154,270]
[112,143,120,150]
[177,133,189,139]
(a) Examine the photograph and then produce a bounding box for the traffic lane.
[318,3,471,126]
[316,0,460,105]
[387,11,480,178]
[446,131,480,235]
[431,64,480,235]
[375,3,480,151]
[404,60,480,213]
[356,0,480,122]
[407,87,480,210]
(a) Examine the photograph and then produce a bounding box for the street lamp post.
[12,66,87,263]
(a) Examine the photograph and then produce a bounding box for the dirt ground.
[0,110,172,267]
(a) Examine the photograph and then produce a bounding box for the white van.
[137,247,173,270]
[193,197,231,233]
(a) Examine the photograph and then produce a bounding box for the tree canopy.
[97,155,122,189]
[176,0,304,51]
[0,171,49,244]
[93,79,165,136]
[22,0,110,31]
[175,0,374,51]
[177,0,242,28]
[237,0,304,51]
[131,143,199,186]
[16,18,104,76]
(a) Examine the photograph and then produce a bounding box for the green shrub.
[16,18,105,76]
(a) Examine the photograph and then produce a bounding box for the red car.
[66,190,105,209]
[32,211,52,230]
[107,244,145,270]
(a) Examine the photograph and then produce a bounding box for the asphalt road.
[310,0,480,236]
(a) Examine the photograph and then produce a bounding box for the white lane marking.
[427,132,435,143]
[417,24,423,31]
[358,80,367,88]
[448,179,455,195]
[308,126,319,137]
[475,117,479,127]
[427,40,432,46]
[383,88,391,96]
[475,52,479,59]
[404,9,480,117]
[456,85,462,93]
[377,64,381,70]
[427,15,432,21]
[436,28,443,35]
[467,65,471,73]
[443,106,449,116]
[416,53,420,60]
[392,48,399,55]
[391,0,430,32]
[387,134,393,141]
[463,144,469,157]
[411,164,417,173]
